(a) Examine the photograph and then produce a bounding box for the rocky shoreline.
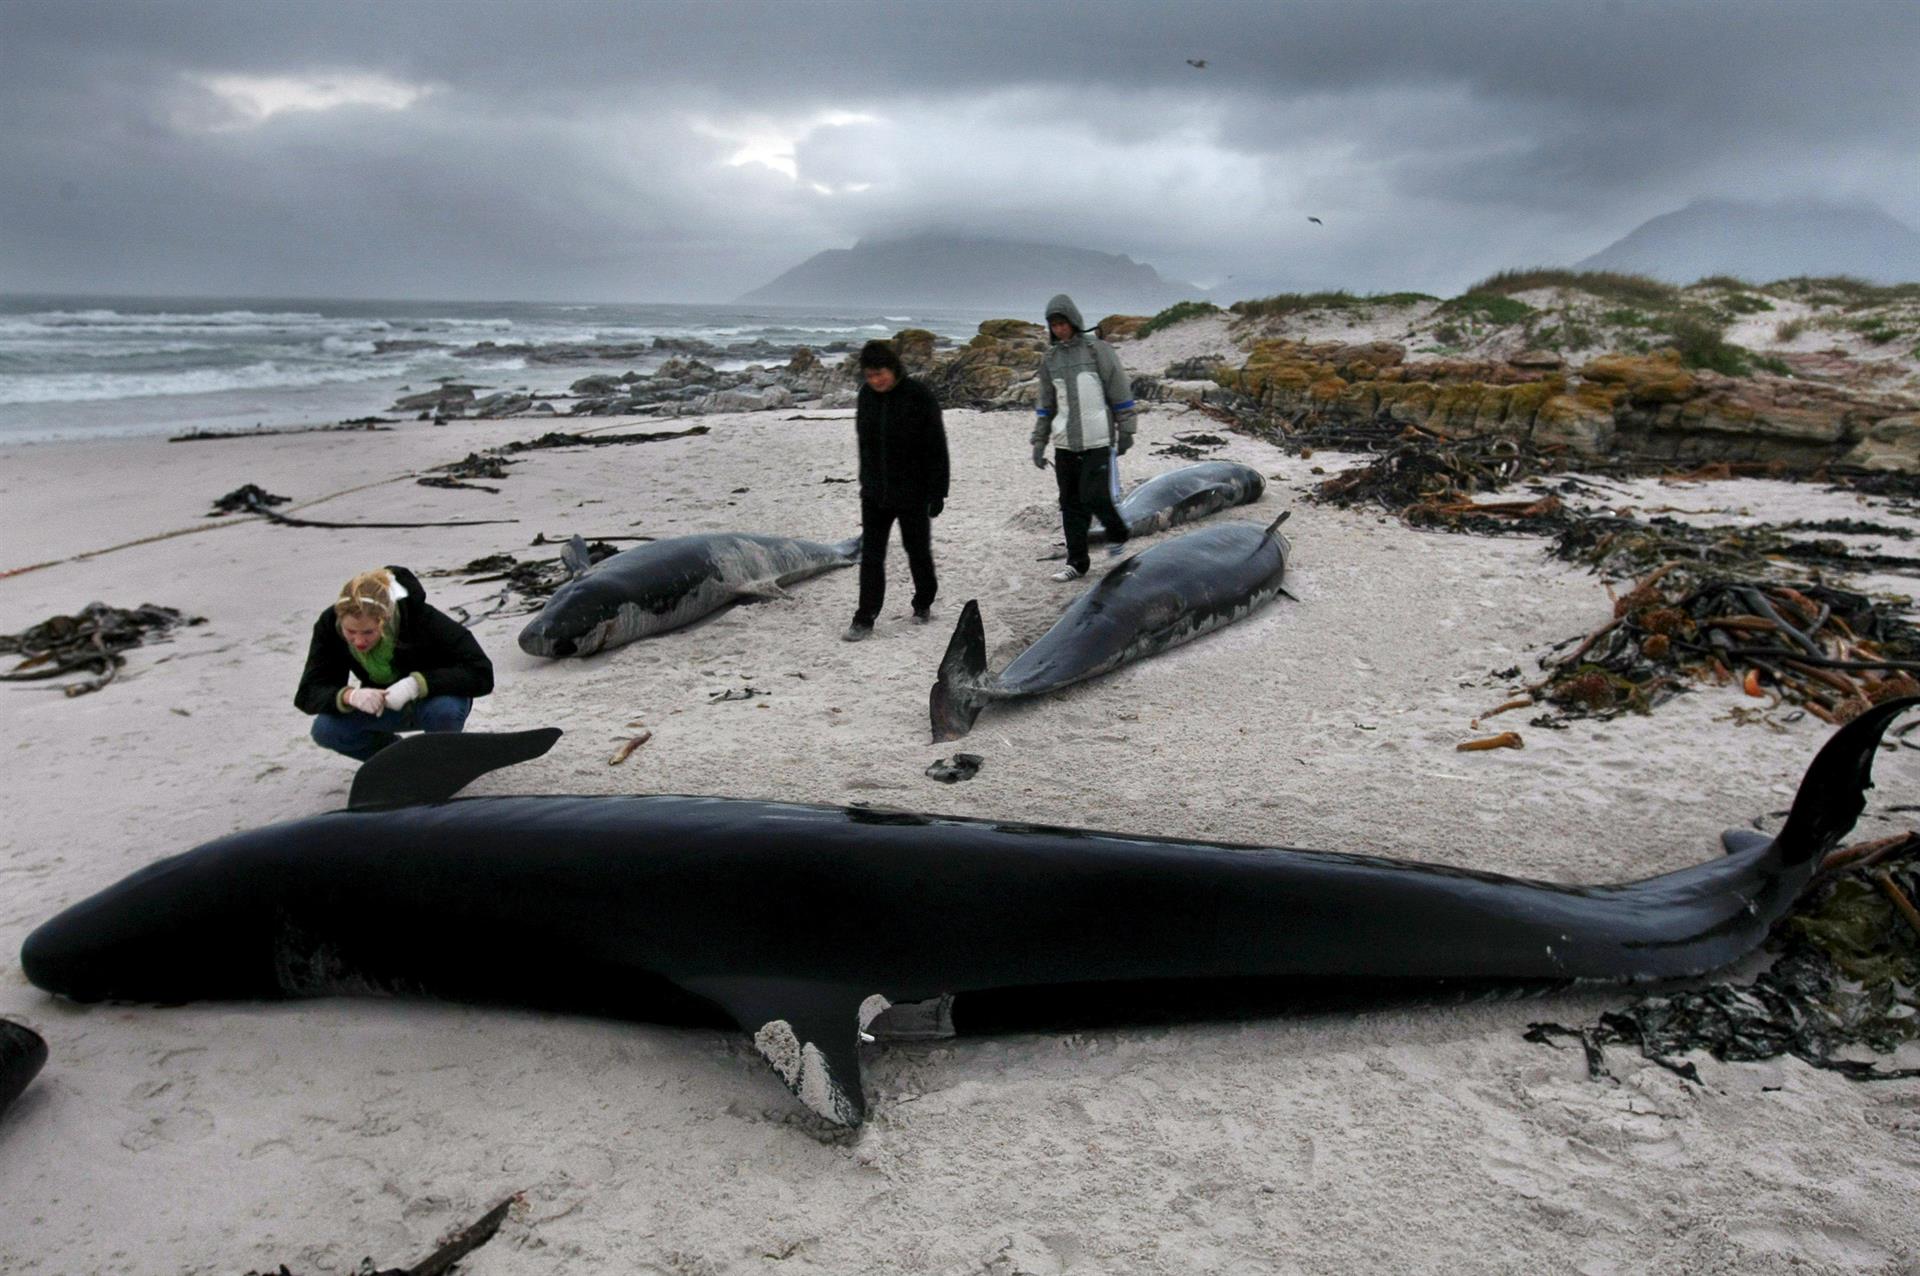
[374,275,1920,471]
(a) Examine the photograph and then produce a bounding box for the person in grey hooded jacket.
[1031,293,1139,580]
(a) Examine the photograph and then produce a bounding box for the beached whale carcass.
[517,531,860,657]
[934,513,1292,741]
[1042,459,1266,557]
[1,1018,48,1121]
[19,703,1911,1128]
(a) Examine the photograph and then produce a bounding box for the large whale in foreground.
[517,530,860,657]
[1042,459,1266,558]
[933,514,1292,741]
[20,702,1911,1128]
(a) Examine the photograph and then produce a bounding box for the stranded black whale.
[517,530,860,657]
[1042,459,1266,558]
[20,701,1911,1128]
[0,1018,47,1121]
[933,513,1293,741]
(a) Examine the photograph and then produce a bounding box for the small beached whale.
[517,531,860,657]
[1043,459,1266,558]
[0,1018,48,1121]
[935,513,1293,741]
[19,702,1912,1128]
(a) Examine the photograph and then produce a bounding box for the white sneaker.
[1050,566,1086,582]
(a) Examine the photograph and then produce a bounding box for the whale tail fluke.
[348,728,564,811]
[930,600,990,742]
[1770,695,1918,868]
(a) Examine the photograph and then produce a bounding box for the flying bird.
[1186,58,1207,69]
[1308,216,1323,225]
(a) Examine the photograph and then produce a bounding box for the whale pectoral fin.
[347,728,564,810]
[680,977,874,1126]
[1720,827,1775,857]
[732,579,793,602]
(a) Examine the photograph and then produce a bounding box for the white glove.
[345,687,387,715]
[383,676,422,711]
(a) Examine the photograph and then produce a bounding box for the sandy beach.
[4,381,1920,1273]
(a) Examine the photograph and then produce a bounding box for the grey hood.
[1044,294,1088,340]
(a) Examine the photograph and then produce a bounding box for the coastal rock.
[1209,339,1918,467]
[471,392,534,417]
[1841,412,1920,471]
[1581,352,1697,404]
[1164,356,1226,380]
[1532,390,1617,454]
[392,384,478,412]
[918,319,1049,409]
[694,386,795,414]
[892,328,939,371]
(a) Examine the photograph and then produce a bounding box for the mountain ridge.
[735,233,1203,313]
[1577,198,1920,284]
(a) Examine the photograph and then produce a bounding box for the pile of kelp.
[207,484,289,516]
[1529,835,1920,1083]
[1292,426,1920,726]
[1520,521,1920,726]
[419,452,514,493]
[1308,427,1579,535]
[0,602,204,696]
[429,540,623,624]
[1559,513,1920,581]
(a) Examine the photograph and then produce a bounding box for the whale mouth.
[551,637,577,656]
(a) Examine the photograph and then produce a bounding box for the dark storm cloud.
[2,0,1915,299]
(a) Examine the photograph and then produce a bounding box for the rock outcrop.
[1204,340,1920,468]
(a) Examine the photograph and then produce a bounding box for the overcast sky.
[3,0,1916,303]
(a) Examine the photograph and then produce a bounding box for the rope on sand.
[0,474,514,580]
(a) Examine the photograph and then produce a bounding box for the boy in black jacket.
[845,340,950,641]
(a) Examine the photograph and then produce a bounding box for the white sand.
[3,393,1919,1273]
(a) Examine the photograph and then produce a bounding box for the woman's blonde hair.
[334,568,397,637]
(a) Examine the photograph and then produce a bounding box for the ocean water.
[0,295,1003,443]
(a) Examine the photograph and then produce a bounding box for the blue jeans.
[310,695,473,763]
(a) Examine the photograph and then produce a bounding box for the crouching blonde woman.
[295,566,494,762]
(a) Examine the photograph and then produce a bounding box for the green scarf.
[349,631,398,685]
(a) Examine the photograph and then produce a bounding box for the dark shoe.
[1105,540,1130,558]
[843,622,874,642]
[912,606,932,624]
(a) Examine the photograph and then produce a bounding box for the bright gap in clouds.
[192,72,435,128]
[692,109,879,186]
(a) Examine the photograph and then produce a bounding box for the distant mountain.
[1577,198,1920,284]
[735,234,1203,314]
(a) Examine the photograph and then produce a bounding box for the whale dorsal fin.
[561,535,594,579]
[679,976,874,1127]
[348,728,563,811]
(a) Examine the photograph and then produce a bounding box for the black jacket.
[855,376,950,510]
[294,565,494,714]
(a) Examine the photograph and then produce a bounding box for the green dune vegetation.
[1147,269,1920,469]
